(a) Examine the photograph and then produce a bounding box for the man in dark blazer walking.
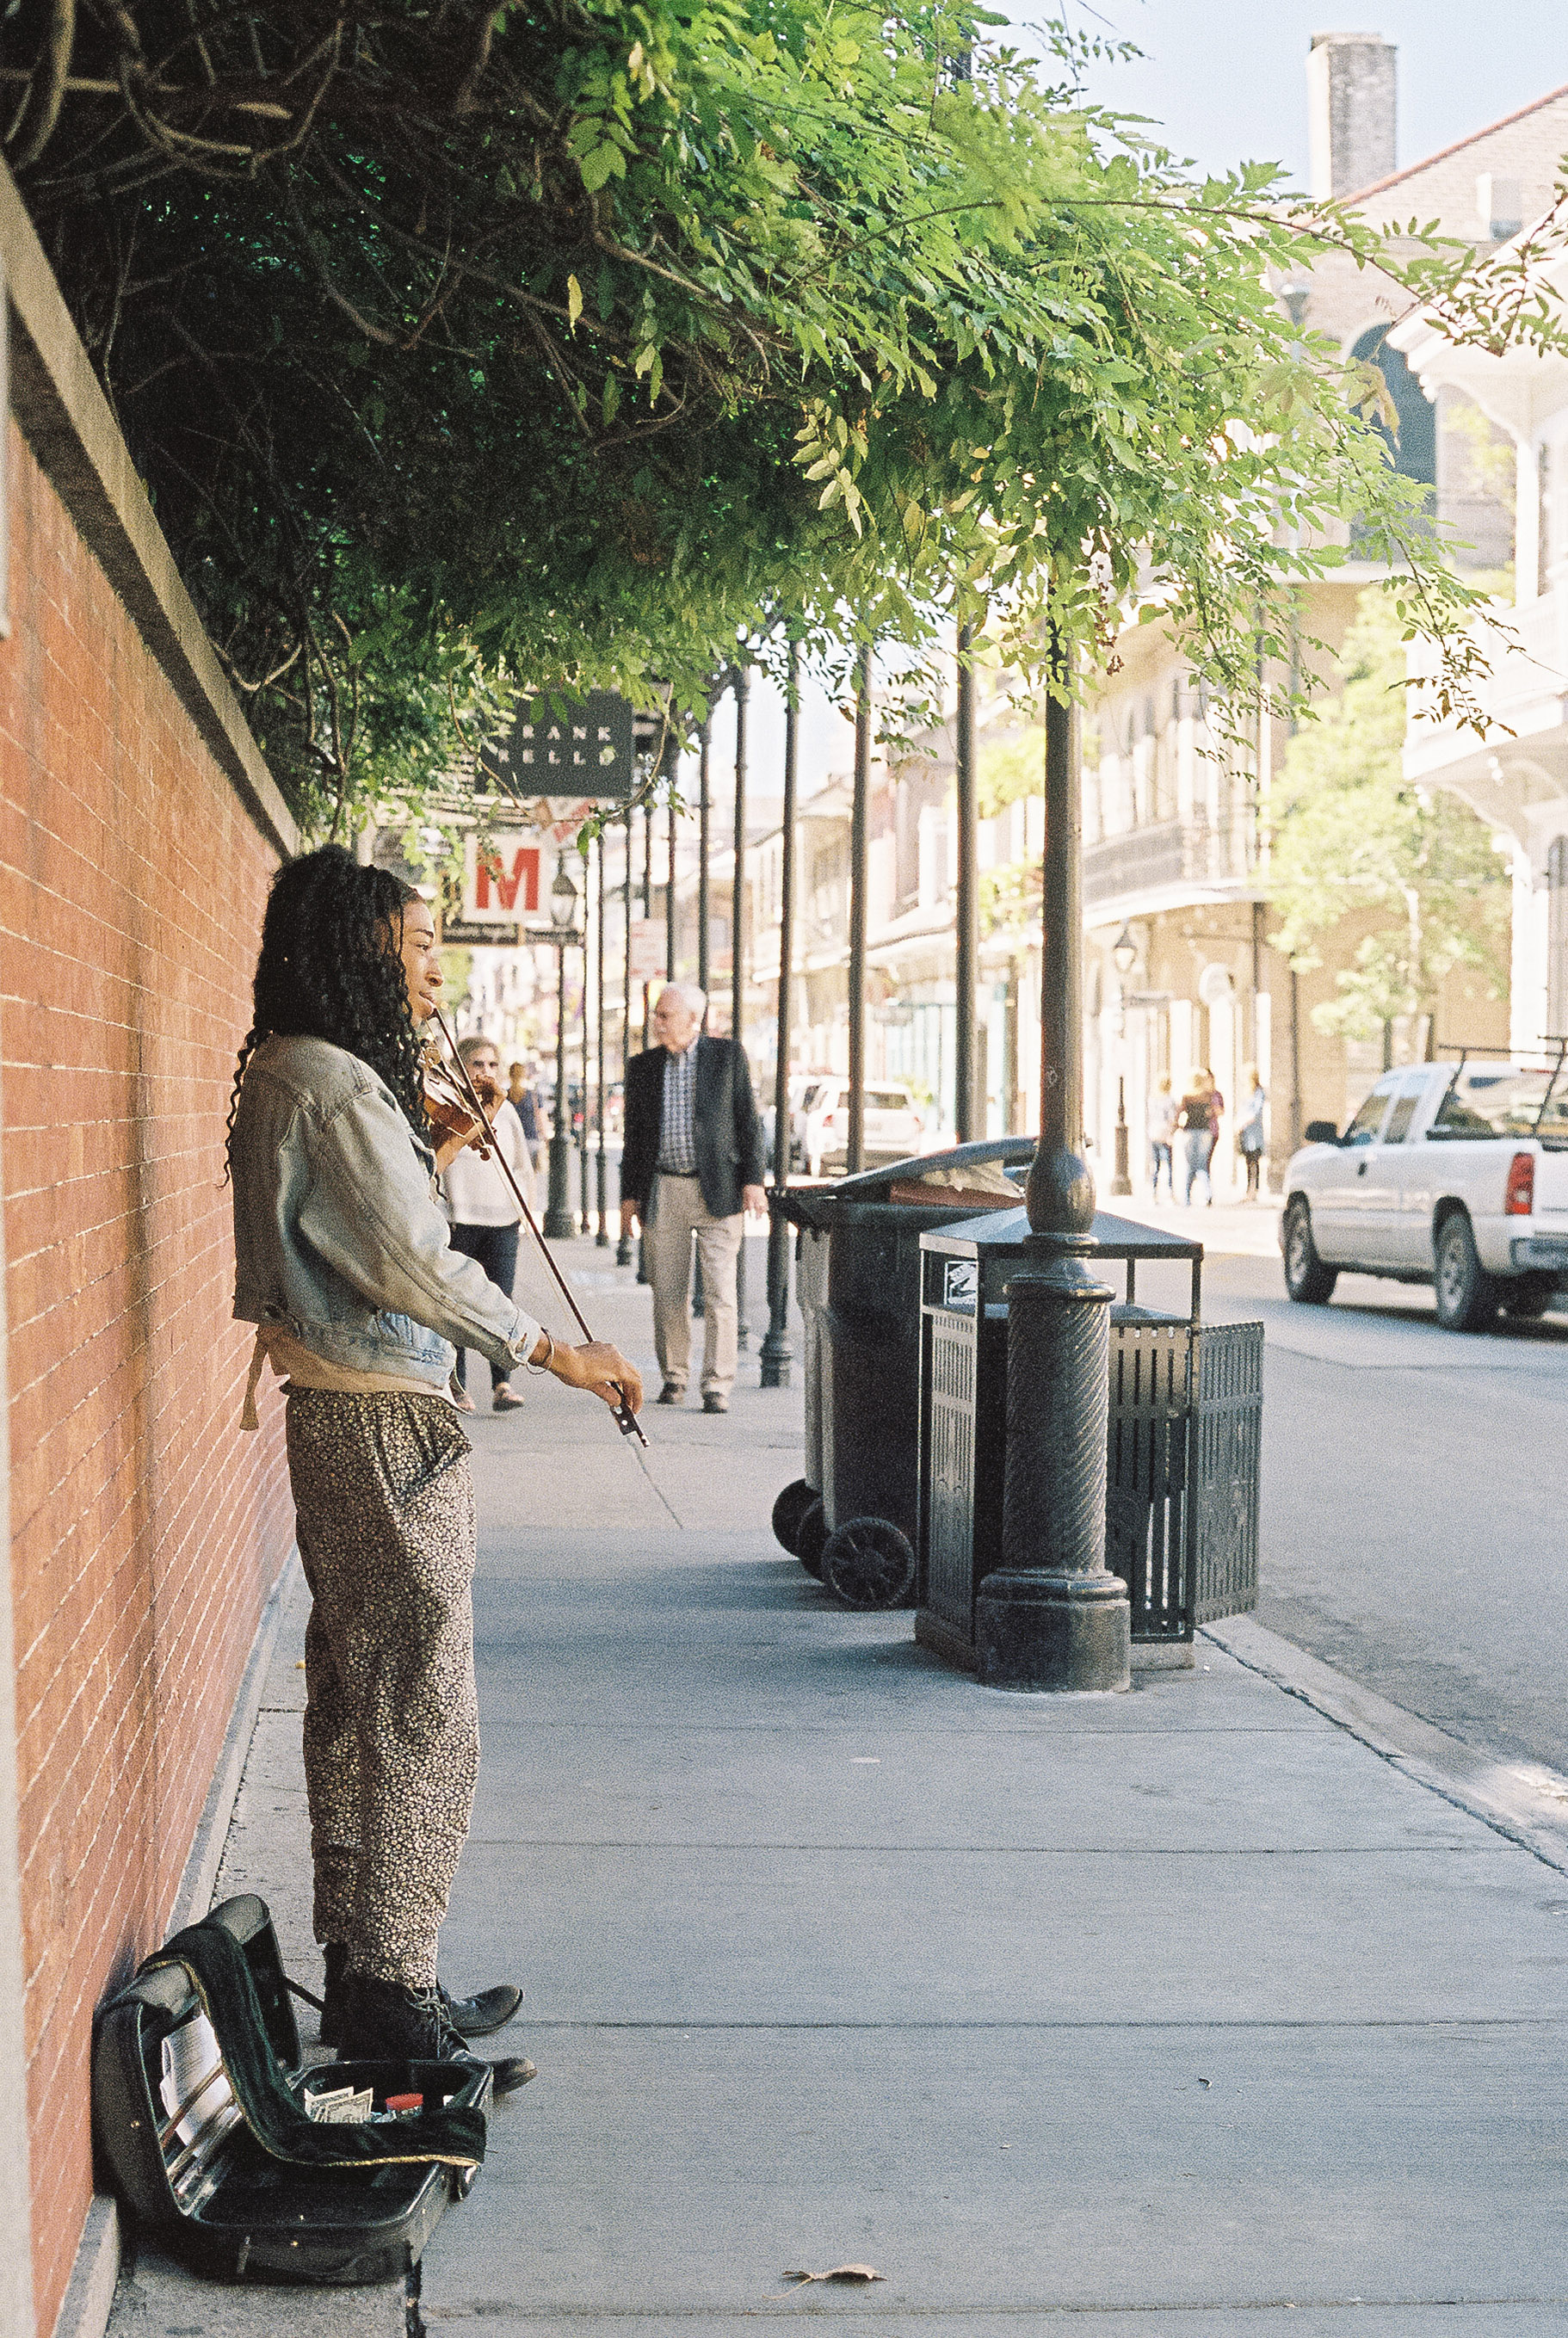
[619,983,768,1412]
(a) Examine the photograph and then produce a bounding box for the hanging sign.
[482,690,638,802]
[461,833,561,928]
[442,916,521,947]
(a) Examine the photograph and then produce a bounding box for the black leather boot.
[337,1970,536,2095]
[320,1942,522,2045]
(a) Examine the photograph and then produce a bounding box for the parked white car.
[1280,1057,1568,1329]
[760,1072,830,1175]
[804,1081,928,1178]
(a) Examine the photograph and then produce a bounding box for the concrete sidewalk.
[111,1241,1568,2335]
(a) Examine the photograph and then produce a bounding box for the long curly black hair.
[225,844,429,1168]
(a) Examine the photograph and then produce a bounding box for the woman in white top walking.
[1147,1077,1176,1200]
[442,1033,534,1410]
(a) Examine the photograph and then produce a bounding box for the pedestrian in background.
[445,1034,533,1412]
[1176,1070,1219,1206]
[508,1058,543,1168]
[1147,1076,1176,1199]
[1237,1064,1267,1200]
[619,982,768,1413]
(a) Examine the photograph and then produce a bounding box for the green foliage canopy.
[9,0,1547,836]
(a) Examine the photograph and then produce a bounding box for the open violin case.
[92,1894,490,2285]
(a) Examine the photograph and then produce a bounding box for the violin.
[423,1059,491,1158]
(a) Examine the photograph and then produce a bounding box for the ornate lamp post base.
[976,1567,1130,1693]
[977,1229,1130,1693]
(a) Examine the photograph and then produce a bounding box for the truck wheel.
[1501,1276,1553,1321]
[822,1517,917,1612]
[771,1478,818,1556]
[1435,1212,1499,1332]
[1283,1200,1337,1304]
[795,1498,828,1582]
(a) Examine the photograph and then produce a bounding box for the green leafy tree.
[7,0,1555,837]
[1269,591,1510,1044]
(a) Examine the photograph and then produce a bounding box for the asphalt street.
[1126,1205,1568,1779]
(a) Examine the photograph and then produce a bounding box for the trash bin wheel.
[771,1477,818,1557]
[795,1498,829,1582]
[822,1516,916,1612]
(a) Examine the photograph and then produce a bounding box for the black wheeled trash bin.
[768,1137,1037,1609]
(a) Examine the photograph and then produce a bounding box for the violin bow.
[430,1006,648,1447]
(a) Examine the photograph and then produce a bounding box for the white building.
[1394,267,1568,1053]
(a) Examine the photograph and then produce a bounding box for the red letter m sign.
[476,846,540,913]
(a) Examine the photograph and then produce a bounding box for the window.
[870,1089,913,1112]
[1350,327,1436,489]
[1342,1083,1395,1147]
[1383,1092,1420,1144]
[1430,1064,1568,1148]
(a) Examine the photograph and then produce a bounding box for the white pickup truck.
[1281,1056,1568,1330]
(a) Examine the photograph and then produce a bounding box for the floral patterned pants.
[286,1389,478,1989]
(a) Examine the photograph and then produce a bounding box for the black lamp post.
[618,808,636,1266]
[697,716,712,999]
[596,832,609,1245]
[955,619,980,1143]
[847,643,871,1175]
[975,684,1130,1693]
[760,642,799,1390]
[1110,923,1137,1198]
[578,855,592,1230]
[732,668,750,1352]
[544,861,580,1240]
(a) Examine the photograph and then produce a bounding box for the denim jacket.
[230,1033,542,1390]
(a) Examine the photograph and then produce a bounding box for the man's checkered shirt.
[656,1038,700,1174]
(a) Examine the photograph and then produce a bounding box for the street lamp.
[544,862,580,1240]
[1109,924,1137,1196]
[974,682,1131,1694]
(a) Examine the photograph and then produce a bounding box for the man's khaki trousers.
[647,1173,743,1397]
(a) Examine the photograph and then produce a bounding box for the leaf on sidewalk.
[775,2264,886,2296]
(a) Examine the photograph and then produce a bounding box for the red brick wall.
[0,418,293,2335]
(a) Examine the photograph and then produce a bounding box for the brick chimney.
[1307,33,1397,199]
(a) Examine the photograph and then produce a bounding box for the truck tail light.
[821,1111,835,1129]
[1504,1151,1535,1215]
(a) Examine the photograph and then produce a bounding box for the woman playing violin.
[226,845,641,2090]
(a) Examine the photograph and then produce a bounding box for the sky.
[688,4,1568,814]
[1035,1,1568,190]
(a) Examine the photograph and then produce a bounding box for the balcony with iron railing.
[1083,807,1257,911]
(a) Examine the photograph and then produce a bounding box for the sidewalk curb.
[1207,1613,1568,1875]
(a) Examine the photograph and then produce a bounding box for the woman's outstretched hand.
[544,1338,643,1416]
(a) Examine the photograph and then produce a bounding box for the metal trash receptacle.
[914,1207,1262,1669]
[768,1137,1037,1606]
